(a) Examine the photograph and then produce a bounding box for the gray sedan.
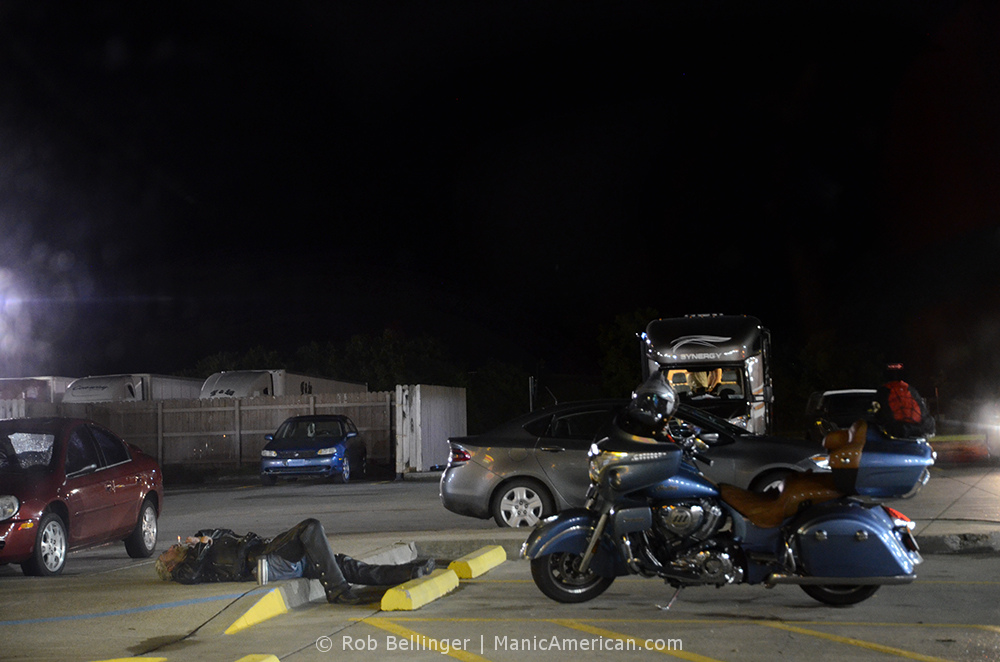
[439,400,825,528]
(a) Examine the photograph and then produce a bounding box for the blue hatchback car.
[259,415,367,485]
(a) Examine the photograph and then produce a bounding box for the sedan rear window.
[548,411,612,440]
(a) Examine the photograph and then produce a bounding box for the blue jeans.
[261,518,416,587]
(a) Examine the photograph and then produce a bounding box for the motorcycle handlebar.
[692,450,713,466]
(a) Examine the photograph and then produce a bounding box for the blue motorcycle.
[522,372,935,606]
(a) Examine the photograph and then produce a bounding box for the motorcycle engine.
[653,499,723,545]
[638,499,743,585]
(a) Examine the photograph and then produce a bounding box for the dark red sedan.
[0,418,163,576]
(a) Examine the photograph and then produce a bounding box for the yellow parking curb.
[380,568,459,611]
[234,656,280,662]
[90,659,168,662]
[225,587,289,634]
[448,545,507,579]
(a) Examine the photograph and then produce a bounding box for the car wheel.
[335,456,351,484]
[491,479,554,528]
[260,473,277,486]
[22,513,67,576]
[748,470,794,495]
[125,499,158,558]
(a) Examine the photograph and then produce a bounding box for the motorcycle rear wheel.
[531,552,614,603]
[801,583,879,606]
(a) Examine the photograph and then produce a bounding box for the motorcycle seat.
[719,472,843,529]
[720,422,867,527]
[822,420,867,470]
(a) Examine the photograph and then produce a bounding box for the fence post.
[394,385,407,475]
[235,398,242,468]
[157,401,164,467]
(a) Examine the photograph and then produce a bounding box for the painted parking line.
[758,622,955,662]
[550,619,721,661]
[363,617,493,662]
[0,590,261,627]
[362,616,992,661]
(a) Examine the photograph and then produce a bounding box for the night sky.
[1,1,998,401]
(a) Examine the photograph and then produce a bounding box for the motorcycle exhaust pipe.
[765,573,916,587]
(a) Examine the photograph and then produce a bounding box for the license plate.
[286,459,307,467]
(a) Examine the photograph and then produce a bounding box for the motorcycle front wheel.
[801,583,879,606]
[530,552,614,603]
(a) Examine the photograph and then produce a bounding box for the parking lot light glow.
[0,269,28,358]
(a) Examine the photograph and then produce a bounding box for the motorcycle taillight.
[883,506,909,521]
[883,506,915,529]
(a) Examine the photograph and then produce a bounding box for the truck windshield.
[667,368,748,420]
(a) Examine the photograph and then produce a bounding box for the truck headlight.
[0,495,19,521]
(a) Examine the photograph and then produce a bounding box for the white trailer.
[199,369,367,399]
[0,376,77,403]
[640,314,774,433]
[61,374,204,403]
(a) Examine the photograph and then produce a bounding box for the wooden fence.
[1,385,467,474]
[2,392,394,468]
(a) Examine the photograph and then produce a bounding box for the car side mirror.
[264,434,274,441]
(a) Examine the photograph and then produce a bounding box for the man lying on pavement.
[154,517,435,604]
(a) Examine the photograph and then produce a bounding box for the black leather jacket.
[171,528,266,584]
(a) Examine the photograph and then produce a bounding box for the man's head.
[155,543,191,581]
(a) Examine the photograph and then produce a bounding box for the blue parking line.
[0,590,264,626]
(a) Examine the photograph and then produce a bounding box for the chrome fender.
[521,508,625,577]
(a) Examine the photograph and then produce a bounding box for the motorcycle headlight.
[0,495,19,521]
[317,447,338,456]
[261,450,277,458]
[589,451,628,483]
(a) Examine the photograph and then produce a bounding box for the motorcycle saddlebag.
[794,502,920,578]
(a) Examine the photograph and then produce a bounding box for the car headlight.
[0,495,19,521]
[317,447,338,456]
[261,450,277,458]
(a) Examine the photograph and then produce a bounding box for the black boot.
[410,559,436,579]
[325,582,363,605]
[336,554,417,586]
